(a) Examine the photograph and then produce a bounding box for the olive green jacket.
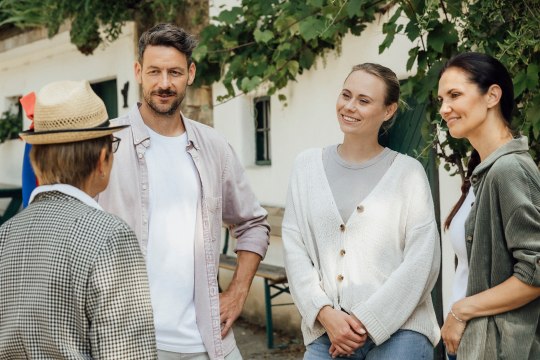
[459,137,540,360]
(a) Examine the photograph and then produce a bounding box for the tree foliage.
[0,0,187,54]
[193,0,387,101]
[381,0,540,178]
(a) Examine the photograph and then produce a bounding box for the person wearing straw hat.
[97,24,269,360]
[0,80,157,359]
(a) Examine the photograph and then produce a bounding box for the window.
[91,79,118,119]
[254,97,271,165]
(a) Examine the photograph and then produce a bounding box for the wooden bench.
[219,229,291,349]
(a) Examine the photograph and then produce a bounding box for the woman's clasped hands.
[317,306,368,358]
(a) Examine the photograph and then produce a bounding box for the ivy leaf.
[287,60,299,77]
[307,0,324,7]
[192,45,207,62]
[346,0,364,17]
[526,63,539,90]
[406,47,418,71]
[427,22,458,53]
[254,28,274,44]
[299,48,315,69]
[405,19,420,42]
[526,94,540,138]
[217,7,242,24]
[299,17,323,41]
[513,70,527,97]
[240,76,262,93]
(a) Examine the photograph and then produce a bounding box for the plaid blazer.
[0,191,157,359]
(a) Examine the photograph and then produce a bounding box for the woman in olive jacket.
[437,52,540,360]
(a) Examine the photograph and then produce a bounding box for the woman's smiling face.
[437,67,492,139]
[336,70,395,138]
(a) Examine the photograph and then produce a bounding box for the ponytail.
[444,150,480,230]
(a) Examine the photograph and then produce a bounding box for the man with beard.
[97,23,270,360]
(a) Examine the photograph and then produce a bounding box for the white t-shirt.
[145,128,205,353]
[447,188,475,314]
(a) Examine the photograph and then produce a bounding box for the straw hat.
[20,80,128,144]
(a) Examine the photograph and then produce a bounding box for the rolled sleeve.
[507,207,540,287]
[221,144,270,258]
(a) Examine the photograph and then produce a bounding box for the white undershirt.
[447,189,475,314]
[145,128,205,353]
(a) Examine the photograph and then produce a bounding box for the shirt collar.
[29,184,103,211]
[473,136,529,176]
[130,103,198,150]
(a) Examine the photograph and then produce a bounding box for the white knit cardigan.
[282,148,441,347]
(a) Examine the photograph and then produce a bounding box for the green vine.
[381,0,540,178]
[0,108,22,144]
[193,0,388,101]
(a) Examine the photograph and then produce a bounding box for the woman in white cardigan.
[282,64,441,359]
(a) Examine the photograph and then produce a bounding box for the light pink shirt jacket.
[98,104,270,360]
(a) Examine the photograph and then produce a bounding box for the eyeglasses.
[112,136,121,153]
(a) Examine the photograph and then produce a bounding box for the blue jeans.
[304,330,432,360]
[447,354,457,360]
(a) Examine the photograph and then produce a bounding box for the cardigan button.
[337,274,344,281]
[340,224,345,231]
[466,235,473,241]
[340,249,346,256]
[471,175,478,184]
[356,205,364,213]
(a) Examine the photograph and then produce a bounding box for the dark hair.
[138,23,198,64]
[441,52,515,228]
[31,136,112,188]
[439,52,515,126]
[444,149,480,230]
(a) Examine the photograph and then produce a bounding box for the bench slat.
[219,254,287,283]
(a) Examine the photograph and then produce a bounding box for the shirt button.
[142,184,147,190]
[340,249,346,256]
[340,224,345,231]
[337,274,344,281]
[138,153,143,159]
[357,205,364,213]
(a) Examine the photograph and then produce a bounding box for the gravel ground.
[234,317,305,359]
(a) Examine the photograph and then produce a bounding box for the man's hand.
[219,250,261,337]
[317,306,367,357]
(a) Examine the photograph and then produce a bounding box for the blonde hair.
[30,136,111,188]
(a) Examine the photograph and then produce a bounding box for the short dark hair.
[31,136,112,188]
[439,52,515,127]
[138,23,198,64]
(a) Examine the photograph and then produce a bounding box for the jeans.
[447,354,457,360]
[304,330,433,360]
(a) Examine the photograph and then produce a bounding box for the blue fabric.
[21,143,37,208]
[304,331,432,360]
